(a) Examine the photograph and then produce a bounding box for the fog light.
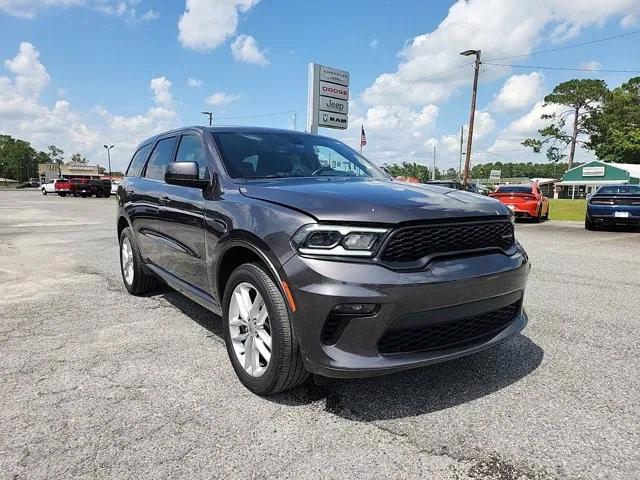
[331,303,378,315]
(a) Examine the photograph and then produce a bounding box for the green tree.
[69,153,88,164]
[384,162,432,183]
[523,79,608,169]
[0,135,38,182]
[587,77,640,163]
[48,145,64,164]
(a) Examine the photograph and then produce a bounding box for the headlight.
[292,224,388,257]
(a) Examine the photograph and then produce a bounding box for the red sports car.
[490,184,550,222]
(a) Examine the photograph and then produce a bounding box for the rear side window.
[144,137,176,181]
[126,143,152,177]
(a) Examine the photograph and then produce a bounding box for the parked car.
[116,127,530,395]
[585,185,640,230]
[41,178,70,196]
[90,179,112,197]
[426,180,483,194]
[489,184,549,222]
[70,178,92,197]
[111,181,120,195]
[17,178,40,189]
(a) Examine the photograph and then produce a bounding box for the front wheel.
[42,188,47,195]
[585,215,596,231]
[223,263,308,395]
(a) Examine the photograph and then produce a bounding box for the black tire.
[42,188,47,195]
[543,204,549,220]
[118,227,159,295]
[223,263,308,395]
[585,215,596,231]
[59,193,66,197]
[534,206,542,223]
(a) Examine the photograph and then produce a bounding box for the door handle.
[160,196,171,204]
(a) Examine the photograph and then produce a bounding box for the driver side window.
[175,134,208,179]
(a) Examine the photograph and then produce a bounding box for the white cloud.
[149,76,174,107]
[205,92,240,106]
[579,60,602,71]
[230,34,269,66]
[187,77,203,87]
[466,111,496,140]
[3,42,50,96]
[0,43,177,171]
[359,0,640,107]
[370,38,378,50]
[490,72,545,113]
[178,0,260,51]
[0,1,161,21]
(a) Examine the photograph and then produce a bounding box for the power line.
[216,109,302,120]
[485,29,640,62]
[484,62,640,73]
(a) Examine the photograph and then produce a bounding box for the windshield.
[596,185,640,195]
[211,132,388,180]
[496,185,533,193]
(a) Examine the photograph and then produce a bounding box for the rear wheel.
[534,206,542,223]
[223,263,308,395]
[543,204,549,220]
[42,188,47,195]
[119,227,159,295]
[585,215,597,231]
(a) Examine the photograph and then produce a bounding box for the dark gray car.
[116,127,530,395]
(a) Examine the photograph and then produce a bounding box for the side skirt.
[146,263,222,316]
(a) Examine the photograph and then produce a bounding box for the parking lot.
[1,190,638,479]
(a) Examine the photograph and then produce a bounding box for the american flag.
[360,125,367,148]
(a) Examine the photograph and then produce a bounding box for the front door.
[156,133,209,293]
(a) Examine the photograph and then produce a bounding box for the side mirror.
[165,161,210,188]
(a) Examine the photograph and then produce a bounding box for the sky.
[0,0,639,172]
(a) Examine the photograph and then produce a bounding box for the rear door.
[132,136,177,264]
[156,132,209,292]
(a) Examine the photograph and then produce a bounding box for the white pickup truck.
[41,178,70,197]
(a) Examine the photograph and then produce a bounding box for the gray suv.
[117,127,530,395]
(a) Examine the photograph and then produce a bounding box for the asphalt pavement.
[1,190,638,479]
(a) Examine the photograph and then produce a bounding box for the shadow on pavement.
[161,289,543,422]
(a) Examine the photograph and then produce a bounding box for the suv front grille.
[378,301,520,355]
[380,220,514,264]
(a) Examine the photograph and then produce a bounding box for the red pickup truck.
[41,179,70,197]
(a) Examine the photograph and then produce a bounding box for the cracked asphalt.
[1,190,639,479]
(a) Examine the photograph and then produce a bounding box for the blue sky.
[0,0,639,172]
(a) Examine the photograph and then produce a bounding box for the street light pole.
[103,145,114,180]
[201,111,213,126]
[460,49,481,187]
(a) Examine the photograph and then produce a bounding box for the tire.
[534,206,542,223]
[59,193,66,197]
[223,263,308,395]
[585,215,597,231]
[119,227,160,295]
[42,188,47,195]
[543,205,549,220]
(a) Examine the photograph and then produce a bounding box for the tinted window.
[596,185,640,195]
[126,143,152,177]
[144,137,175,181]
[175,134,208,178]
[496,185,533,193]
[212,132,386,180]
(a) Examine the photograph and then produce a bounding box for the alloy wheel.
[228,282,272,377]
[121,237,134,285]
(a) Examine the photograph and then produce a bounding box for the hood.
[240,178,510,224]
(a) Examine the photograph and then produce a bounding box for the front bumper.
[283,246,530,378]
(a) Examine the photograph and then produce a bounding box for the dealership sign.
[583,166,605,177]
[307,63,350,133]
[489,169,502,180]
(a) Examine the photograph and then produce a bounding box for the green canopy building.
[556,160,640,199]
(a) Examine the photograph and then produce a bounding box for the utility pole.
[432,145,437,180]
[459,125,465,179]
[460,49,481,186]
[103,145,114,180]
[201,111,213,126]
